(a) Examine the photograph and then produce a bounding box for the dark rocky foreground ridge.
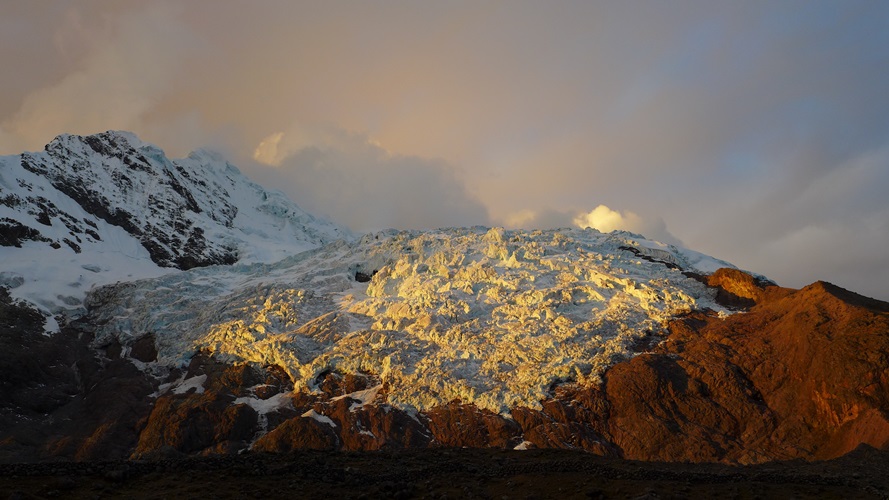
[2,446,888,499]
[1,269,888,472]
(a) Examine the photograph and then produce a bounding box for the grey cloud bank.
[1,0,887,300]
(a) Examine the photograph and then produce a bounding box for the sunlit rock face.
[89,227,732,414]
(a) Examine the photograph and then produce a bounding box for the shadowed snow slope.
[88,227,734,413]
[0,131,347,320]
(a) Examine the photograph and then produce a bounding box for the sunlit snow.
[88,227,732,413]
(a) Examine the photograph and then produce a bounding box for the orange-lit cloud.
[253,132,286,166]
[1,3,198,152]
[502,205,681,246]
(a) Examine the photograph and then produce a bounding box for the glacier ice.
[87,227,731,414]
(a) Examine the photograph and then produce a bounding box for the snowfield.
[88,226,733,414]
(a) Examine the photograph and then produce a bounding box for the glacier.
[1,130,745,415]
[87,226,733,414]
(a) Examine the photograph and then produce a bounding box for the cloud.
[699,146,889,298]
[751,211,889,301]
[573,205,643,234]
[0,3,200,152]
[500,204,682,246]
[250,125,489,232]
[500,208,572,230]
[253,132,286,166]
[574,205,683,246]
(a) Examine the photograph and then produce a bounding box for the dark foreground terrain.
[2,447,888,499]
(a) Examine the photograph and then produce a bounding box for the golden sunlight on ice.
[91,228,729,415]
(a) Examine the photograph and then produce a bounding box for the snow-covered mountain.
[0,131,348,322]
[3,131,888,465]
[1,130,746,414]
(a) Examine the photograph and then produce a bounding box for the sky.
[1,1,888,301]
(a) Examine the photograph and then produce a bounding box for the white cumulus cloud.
[500,204,682,246]
[573,205,644,233]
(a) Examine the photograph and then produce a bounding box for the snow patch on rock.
[332,384,384,411]
[514,440,535,450]
[302,409,337,428]
[172,374,207,395]
[234,392,292,415]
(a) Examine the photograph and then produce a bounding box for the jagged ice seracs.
[88,226,733,414]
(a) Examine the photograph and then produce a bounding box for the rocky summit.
[1,132,887,467]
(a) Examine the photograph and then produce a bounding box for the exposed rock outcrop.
[598,278,889,463]
[132,353,292,458]
[0,288,154,462]
[251,416,339,452]
[426,402,522,449]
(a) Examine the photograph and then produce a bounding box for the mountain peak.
[799,280,889,313]
[186,147,229,164]
[46,130,153,157]
[1,131,348,318]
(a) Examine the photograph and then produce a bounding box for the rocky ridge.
[0,131,346,318]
